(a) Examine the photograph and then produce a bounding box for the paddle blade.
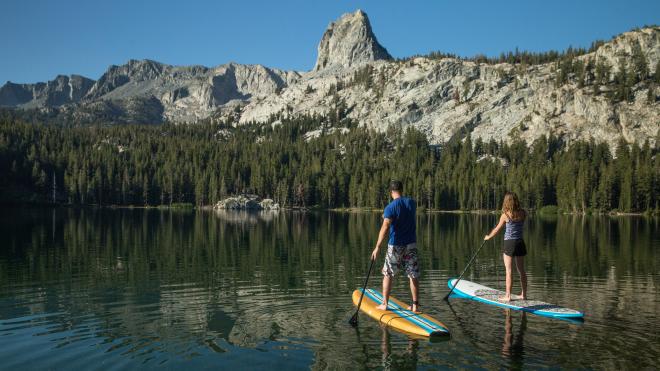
[348,313,358,327]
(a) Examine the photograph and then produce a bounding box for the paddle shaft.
[349,258,376,325]
[444,240,488,300]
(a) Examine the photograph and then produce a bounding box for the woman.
[484,191,528,302]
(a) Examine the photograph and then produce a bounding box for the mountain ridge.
[1,11,658,148]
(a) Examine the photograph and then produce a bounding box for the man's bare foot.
[376,303,388,310]
[407,304,421,313]
[498,295,512,302]
[513,294,527,300]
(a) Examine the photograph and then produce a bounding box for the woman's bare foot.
[376,303,388,310]
[514,294,527,300]
[498,295,512,302]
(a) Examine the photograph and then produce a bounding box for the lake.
[0,208,658,370]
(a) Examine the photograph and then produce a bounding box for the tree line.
[403,25,658,68]
[1,115,657,213]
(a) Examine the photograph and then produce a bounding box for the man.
[371,180,420,312]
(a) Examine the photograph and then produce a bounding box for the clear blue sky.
[1,0,658,84]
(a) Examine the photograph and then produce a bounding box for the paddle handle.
[444,239,488,300]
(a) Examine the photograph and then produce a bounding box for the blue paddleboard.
[448,278,584,320]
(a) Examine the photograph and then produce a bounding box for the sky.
[1,0,659,84]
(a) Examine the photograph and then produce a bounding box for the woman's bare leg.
[515,256,527,300]
[500,254,513,302]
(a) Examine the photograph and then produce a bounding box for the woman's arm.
[484,214,506,240]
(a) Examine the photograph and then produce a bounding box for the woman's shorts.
[382,243,420,279]
[503,239,527,257]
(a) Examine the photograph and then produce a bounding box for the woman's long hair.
[502,192,525,221]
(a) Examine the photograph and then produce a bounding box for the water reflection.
[381,326,419,370]
[0,209,658,369]
[213,209,280,224]
[502,309,526,363]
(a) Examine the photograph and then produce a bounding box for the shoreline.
[5,202,655,216]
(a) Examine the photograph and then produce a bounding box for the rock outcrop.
[313,9,392,71]
[214,195,280,210]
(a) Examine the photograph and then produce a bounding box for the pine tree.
[594,59,611,95]
[142,174,150,206]
[195,172,207,207]
[631,41,649,82]
[209,172,218,205]
[574,59,586,88]
[614,59,631,102]
[32,162,46,190]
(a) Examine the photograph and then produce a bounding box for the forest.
[0,113,657,213]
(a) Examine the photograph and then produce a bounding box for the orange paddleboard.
[352,288,450,337]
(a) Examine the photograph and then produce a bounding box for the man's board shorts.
[503,239,527,257]
[382,242,420,279]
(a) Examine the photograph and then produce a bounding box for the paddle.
[349,257,376,327]
[443,239,488,301]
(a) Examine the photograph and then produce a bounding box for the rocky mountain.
[1,10,658,148]
[240,20,659,149]
[313,9,392,71]
[79,59,300,123]
[1,59,300,124]
[0,74,94,108]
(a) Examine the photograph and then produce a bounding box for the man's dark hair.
[389,180,403,193]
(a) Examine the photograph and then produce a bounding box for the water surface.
[0,209,658,369]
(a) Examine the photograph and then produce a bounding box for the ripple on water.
[1,210,659,369]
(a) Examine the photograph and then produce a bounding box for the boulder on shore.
[213,195,280,210]
[260,198,280,210]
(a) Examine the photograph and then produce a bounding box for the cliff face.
[240,26,660,148]
[313,9,392,72]
[0,11,657,147]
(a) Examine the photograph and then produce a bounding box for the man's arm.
[371,218,392,260]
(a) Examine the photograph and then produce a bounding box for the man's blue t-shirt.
[383,197,417,245]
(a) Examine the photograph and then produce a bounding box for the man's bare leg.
[408,277,419,312]
[376,275,392,310]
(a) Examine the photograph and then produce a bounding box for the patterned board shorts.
[382,243,420,279]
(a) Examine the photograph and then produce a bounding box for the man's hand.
[371,247,380,261]
[372,218,390,261]
[484,234,491,241]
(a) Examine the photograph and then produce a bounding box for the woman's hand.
[484,234,491,241]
